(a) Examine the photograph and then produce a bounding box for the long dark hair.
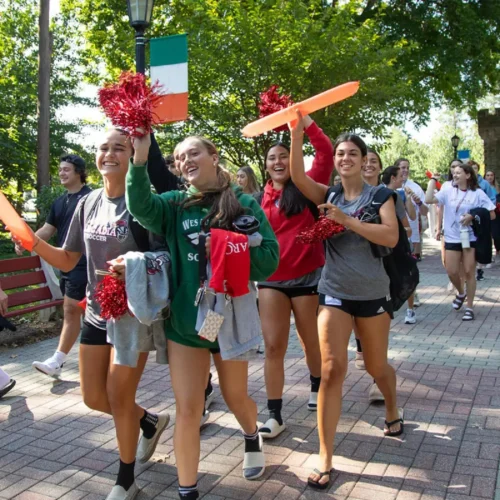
[381,165,400,186]
[333,133,368,157]
[265,142,319,219]
[455,163,479,191]
[179,136,244,231]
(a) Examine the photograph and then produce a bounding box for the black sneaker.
[477,269,485,281]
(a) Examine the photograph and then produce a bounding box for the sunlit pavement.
[0,238,499,499]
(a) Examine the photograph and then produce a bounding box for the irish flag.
[150,34,188,123]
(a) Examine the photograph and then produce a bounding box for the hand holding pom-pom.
[98,72,163,137]
[258,85,294,133]
[94,275,129,320]
[296,215,346,244]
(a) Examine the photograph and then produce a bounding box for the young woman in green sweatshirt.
[127,134,279,500]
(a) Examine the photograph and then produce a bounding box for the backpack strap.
[371,186,397,213]
[253,191,264,206]
[325,184,343,205]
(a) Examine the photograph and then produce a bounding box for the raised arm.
[147,133,179,194]
[304,118,334,185]
[289,112,328,207]
[425,178,439,204]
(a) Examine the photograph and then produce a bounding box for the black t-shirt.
[47,185,92,272]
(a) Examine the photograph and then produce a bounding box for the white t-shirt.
[440,180,454,193]
[435,187,495,243]
[404,179,427,243]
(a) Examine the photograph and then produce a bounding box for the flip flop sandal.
[384,408,405,437]
[452,294,466,310]
[307,468,333,490]
[242,433,265,480]
[258,418,286,439]
[0,379,15,399]
[462,309,475,321]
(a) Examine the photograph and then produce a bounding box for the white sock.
[53,351,67,365]
[0,368,10,389]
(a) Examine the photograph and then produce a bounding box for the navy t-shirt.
[47,185,92,274]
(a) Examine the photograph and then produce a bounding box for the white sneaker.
[106,483,139,500]
[136,411,170,464]
[404,309,416,324]
[32,357,63,378]
[258,418,286,439]
[413,293,421,307]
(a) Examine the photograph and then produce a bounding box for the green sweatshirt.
[126,164,279,349]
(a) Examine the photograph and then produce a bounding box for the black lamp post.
[451,134,460,159]
[126,0,155,74]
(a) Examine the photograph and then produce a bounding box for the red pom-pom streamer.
[258,85,294,133]
[296,215,346,244]
[98,72,163,137]
[94,275,129,320]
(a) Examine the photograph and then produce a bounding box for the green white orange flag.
[150,34,188,123]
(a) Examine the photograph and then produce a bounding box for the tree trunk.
[36,0,51,193]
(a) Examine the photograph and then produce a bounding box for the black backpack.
[327,185,419,312]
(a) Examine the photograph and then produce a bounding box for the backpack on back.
[327,185,419,311]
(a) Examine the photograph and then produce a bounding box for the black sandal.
[384,408,404,437]
[307,468,333,490]
[0,379,15,399]
[462,308,474,321]
[452,293,466,310]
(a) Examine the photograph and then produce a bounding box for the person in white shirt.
[426,163,496,321]
[395,158,429,261]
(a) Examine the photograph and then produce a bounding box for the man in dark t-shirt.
[16,154,91,378]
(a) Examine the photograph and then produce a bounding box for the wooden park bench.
[0,256,64,318]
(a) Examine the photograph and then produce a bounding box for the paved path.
[0,240,499,500]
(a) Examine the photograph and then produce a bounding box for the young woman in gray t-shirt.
[288,112,403,490]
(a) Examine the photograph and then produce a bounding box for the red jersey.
[262,122,333,281]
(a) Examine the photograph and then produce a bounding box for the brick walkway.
[0,240,499,500]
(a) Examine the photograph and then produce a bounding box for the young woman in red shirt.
[257,115,334,439]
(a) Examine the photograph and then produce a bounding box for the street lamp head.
[127,0,154,30]
[451,134,460,148]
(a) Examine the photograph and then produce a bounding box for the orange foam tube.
[0,192,35,251]
[242,81,360,138]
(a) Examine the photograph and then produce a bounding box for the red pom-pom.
[94,275,129,320]
[258,85,294,132]
[296,216,346,244]
[496,202,500,214]
[98,72,163,137]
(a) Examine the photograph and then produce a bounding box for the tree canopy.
[40,1,500,182]
[0,0,89,200]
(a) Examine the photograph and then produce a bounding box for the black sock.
[178,484,199,499]
[355,338,363,353]
[140,411,158,439]
[116,459,135,491]
[310,374,321,393]
[205,372,213,400]
[267,399,283,426]
[243,427,261,453]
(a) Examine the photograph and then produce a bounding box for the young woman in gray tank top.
[288,111,404,490]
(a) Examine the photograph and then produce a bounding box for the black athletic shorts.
[319,293,394,319]
[60,270,87,301]
[80,321,111,346]
[444,241,476,252]
[257,284,318,299]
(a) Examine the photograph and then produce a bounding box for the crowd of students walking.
[2,111,498,500]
